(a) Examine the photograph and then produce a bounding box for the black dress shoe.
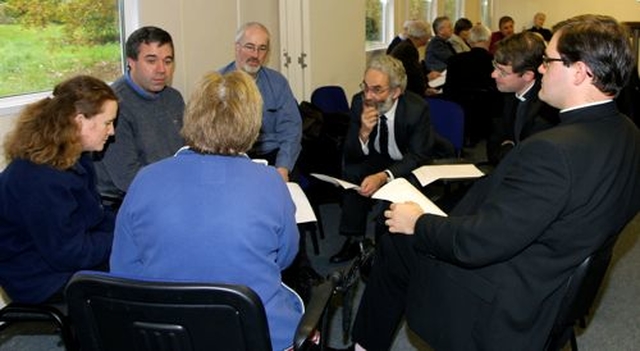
[330,238,362,263]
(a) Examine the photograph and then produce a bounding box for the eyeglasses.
[541,54,564,68]
[360,82,390,95]
[240,43,269,54]
[492,60,515,78]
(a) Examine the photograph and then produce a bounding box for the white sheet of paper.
[287,182,317,224]
[428,70,447,88]
[372,178,447,217]
[412,164,484,187]
[310,173,361,190]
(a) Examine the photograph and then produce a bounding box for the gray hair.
[467,24,491,44]
[406,20,431,40]
[367,55,407,92]
[234,21,270,45]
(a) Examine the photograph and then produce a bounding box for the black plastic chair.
[0,299,75,350]
[544,233,620,351]
[65,271,337,351]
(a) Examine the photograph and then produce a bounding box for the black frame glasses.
[542,55,565,68]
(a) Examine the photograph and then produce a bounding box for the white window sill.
[0,92,51,119]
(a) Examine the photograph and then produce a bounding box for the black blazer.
[487,80,559,164]
[390,39,427,97]
[343,91,433,178]
[405,102,640,350]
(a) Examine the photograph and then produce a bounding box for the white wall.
[493,0,640,31]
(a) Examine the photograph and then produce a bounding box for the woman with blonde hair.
[110,70,303,351]
[0,75,118,303]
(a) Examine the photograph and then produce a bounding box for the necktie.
[379,115,389,156]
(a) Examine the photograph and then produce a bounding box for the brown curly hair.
[4,75,117,170]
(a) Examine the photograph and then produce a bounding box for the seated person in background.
[528,12,553,41]
[94,26,185,205]
[0,76,117,304]
[449,17,473,53]
[389,20,431,97]
[386,19,412,54]
[220,21,302,183]
[489,15,515,54]
[330,55,433,263]
[350,14,640,351]
[109,71,302,351]
[424,16,456,74]
[487,31,559,165]
[443,24,502,146]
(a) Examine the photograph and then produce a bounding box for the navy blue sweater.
[0,154,114,303]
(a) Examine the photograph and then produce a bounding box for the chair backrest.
[311,86,350,114]
[545,233,619,350]
[426,97,465,155]
[65,271,272,351]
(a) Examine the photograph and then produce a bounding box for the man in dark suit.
[350,15,640,351]
[527,12,553,41]
[424,16,456,74]
[487,31,559,165]
[329,55,433,263]
[389,20,431,97]
[443,24,502,146]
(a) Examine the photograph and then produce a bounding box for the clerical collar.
[560,99,613,113]
[125,72,161,101]
[515,81,535,101]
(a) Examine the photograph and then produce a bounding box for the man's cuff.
[384,170,394,183]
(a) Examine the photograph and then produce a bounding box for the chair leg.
[313,204,325,240]
[569,329,578,351]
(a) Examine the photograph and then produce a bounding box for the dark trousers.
[351,234,419,351]
[339,154,394,237]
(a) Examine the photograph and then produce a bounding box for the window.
[365,0,394,51]
[443,0,465,21]
[0,0,131,117]
[479,0,492,29]
[408,0,437,23]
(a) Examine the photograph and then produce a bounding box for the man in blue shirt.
[220,22,302,182]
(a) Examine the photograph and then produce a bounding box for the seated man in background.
[330,55,433,263]
[351,14,640,351]
[386,19,412,54]
[489,15,515,54]
[0,76,117,304]
[220,21,302,183]
[528,12,553,41]
[487,31,559,165]
[424,16,456,74]
[443,24,502,146]
[449,17,473,53]
[389,19,431,97]
[94,26,185,206]
[110,71,303,351]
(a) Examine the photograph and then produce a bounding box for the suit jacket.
[343,92,433,178]
[405,102,640,350]
[487,80,559,164]
[390,39,427,97]
[425,36,456,73]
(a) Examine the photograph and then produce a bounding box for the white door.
[279,0,366,102]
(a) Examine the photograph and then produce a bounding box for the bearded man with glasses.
[220,22,302,184]
[329,55,434,263]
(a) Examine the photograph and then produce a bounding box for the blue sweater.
[110,149,302,351]
[0,154,114,303]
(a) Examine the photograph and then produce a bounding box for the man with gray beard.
[330,55,434,263]
[219,22,302,183]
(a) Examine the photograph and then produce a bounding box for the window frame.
[365,0,396,52]
[0,0,138,119]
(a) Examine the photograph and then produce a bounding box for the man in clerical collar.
[487,31,559,165]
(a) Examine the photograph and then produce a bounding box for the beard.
[241,59,262,75]
[375,94,395,115]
